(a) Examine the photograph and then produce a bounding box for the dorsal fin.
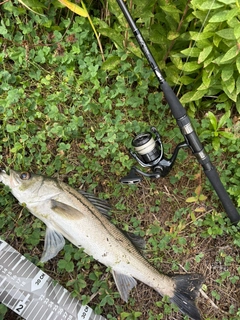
[122,230,146,252]
[78,190,111,218]
[78,190,145,252]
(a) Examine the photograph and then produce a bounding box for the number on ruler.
[35,272,46,286]
[13,293,30,315]
[80,306,90,319]
[14,301,26,315]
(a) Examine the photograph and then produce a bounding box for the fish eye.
[20,172,31,180]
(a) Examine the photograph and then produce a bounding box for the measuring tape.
[0,239,106,320]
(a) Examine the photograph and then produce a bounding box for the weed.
[0,1,239,320]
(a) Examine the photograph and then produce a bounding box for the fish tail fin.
[169,273,204,320]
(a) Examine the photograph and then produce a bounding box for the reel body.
[121,127,188,184]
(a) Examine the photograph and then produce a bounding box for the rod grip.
[160,82,186,119]
[204,167,240,224]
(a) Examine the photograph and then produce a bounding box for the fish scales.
[53,181,172,295]
[0,170,204,320]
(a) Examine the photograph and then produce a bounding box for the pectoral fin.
[112,270,137,302]
[51,199,84,219]
[41,226,65,262]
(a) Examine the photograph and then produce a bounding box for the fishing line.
[117,0,240,224]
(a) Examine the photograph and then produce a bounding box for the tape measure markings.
[12,255,26,271]
[3,247,15,264]
[57,288,67,304]
[0,241,7,251]
[14,293,31,315]
[0,239,107,320]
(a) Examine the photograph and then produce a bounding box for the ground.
[1,151,239,320]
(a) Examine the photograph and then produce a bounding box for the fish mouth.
[0,169,21,189]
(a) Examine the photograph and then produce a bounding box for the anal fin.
[41,226,65,262]
[112,270,137,302]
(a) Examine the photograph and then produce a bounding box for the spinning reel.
[121,127,188,184]
[116,0,239,223]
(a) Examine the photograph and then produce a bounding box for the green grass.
[0,1,240,320]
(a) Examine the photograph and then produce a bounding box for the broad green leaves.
[220,45,239,64]
[198,45,213,64]
[17,0,46,15]
[176,0,240,113]
[200,110,236,150]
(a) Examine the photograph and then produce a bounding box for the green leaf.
[219,131,235,139]
[207,111,218,131]
[149,29,166,45]
[180,89,207,103]
[180,91,196,104]
[237,97,240,113]
[190,89,208,101]
[209,10,230,23]
[189,31,214,41]
[234,24,240,40]
[212,137,220,150]
[160,5,182,14]
[202,69,211,88]
[0,21,8,36]
[167,31,179,41]
[182,62,202,72]
[99,27,124,49]
[58,259,74,272]
[220,45,239,64]
[218,110,230,128]
[216,28,235,40]
[221,65,234,81]
[223,86,237,102]
[17,0,45,15]
[181,47,201,58]
[223,77,235,94]
[217,0,236,4]
[236,56,240,73]
[199,1,224,10]
[186,197,197,203]
[199,194,207,201]
[6,124,19,133]
[198,45,213,64]
[236,76,240,95]
[226,7,240,21]
[179,75,194,85]
[107,0,126,28]
[101,56,120,71]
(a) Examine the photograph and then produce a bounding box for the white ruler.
[0,239,106,320]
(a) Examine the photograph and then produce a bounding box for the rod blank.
[116,0,240,224]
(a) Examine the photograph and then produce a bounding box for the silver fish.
[0,170,204,319]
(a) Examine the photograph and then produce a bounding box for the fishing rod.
[116,0,240,224]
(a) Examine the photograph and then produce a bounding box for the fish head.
[0,169,45,204]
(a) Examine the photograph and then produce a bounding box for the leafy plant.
[57,0,105,60]
[199,110,236,150]
[186,185,207,206]
[178,0,240,114]
[0,1,240,320]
